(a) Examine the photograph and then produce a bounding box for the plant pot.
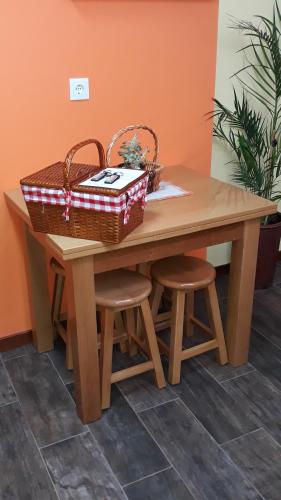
[255,213,281,289]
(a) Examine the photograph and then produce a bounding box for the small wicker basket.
[106,124,162,193]
[20,139,148,243]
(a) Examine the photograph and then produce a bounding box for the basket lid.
[20,162,101,190]
[72,167,148,196]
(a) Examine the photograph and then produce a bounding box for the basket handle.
[106,124,159,167]
[63,139,105,190]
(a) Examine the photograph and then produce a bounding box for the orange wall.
[0,0,218,338]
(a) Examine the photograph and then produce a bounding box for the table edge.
[5,186,277,260]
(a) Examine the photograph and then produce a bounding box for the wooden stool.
[96,269,166,409]
[50,258,128,370]
[151,256,228,385]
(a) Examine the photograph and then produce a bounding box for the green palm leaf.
[209,2,281,213]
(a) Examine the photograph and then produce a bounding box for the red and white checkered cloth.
[21,176,148,224]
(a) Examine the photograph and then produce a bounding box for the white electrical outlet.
[69,78,89,101]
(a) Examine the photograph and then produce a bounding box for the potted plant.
[118,134,148,170]
[210,2,281,288]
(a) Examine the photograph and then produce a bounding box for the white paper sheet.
[79,168,144,191]
[147,181,191,201]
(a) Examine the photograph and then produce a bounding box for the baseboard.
[0,330,32,353]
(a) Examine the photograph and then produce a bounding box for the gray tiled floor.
[2,265,281,499]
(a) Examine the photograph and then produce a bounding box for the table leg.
[135,263,150,344]
[226,218,260,366]
[23,224,54,352]
[65,255,101,423]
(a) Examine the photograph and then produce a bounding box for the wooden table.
[5,166,276,423]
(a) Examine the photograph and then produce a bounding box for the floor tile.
[89,385,168,485]
[198,350,255,383]
[47,337,74,385]
[215,272,229,300]
[273,262,281,285]
[252,286,281,348]
[0,402,57,500]
[140,399,260,500]
[66,382,75,400]
[125,467,194,500]
[42,432,125,500]
[5,353,85,447]
[1,342,35,361]
[0,358,16,406]
[160,326,210,353]
[223,428,281,500]
[118,371,176,413]
[111,349,147,372]
[250,330,281,392]
[173,359,257,444]
[194,290,210,325]
[195,289,226,325]
[223,370,281,445]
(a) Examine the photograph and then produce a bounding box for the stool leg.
[51,273,65,339]
[51,272,74,371]
[101,308,128,354]
[140,299,166,389]
[150,282,164,320]
[100,307,105,333]
[125,309,138,357]
[135,263,151,347]
[135,309,147,352]
[101,309,115,410]
[115,312,128,354]
[205,282,228,365]
[169,290,185,384]
[136,262,151,278]
[184,291,194,337]
[65,331,74,370]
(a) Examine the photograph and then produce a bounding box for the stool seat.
[95,270,152,309]
[151,256,216,290]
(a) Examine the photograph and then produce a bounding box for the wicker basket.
[106,124,163,194]
[20,139,148,243]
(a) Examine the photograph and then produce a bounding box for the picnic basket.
[106,124,162,193]
[20,139,148,243]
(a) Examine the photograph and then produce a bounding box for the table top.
[5,165,276,259]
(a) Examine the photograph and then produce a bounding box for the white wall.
[208,0,275,266]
